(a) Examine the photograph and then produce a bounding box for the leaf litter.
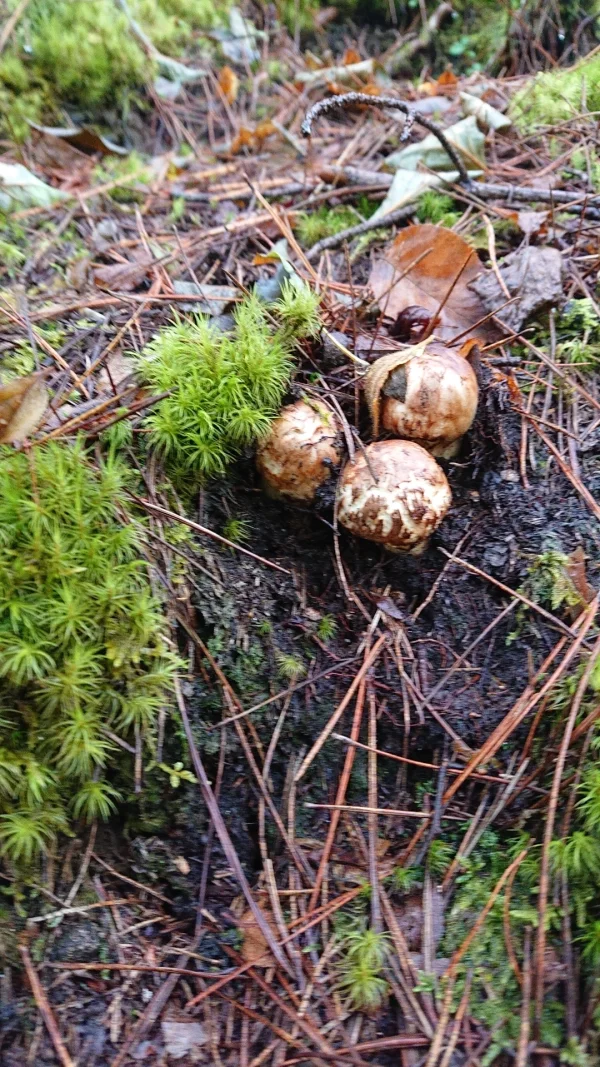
[369,223,499,343]
[1,12,600,1067]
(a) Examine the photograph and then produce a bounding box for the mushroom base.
[383,537,430,556]
[424,437,462,460]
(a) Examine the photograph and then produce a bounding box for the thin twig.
[443,601,598,804]
[204,654,360,730]
[516,929,532,1067]
[306,204,415,261]
[294,635,388,781]
[19,945,74,1067]
[445,850,528,978]
[48,960,231,978]
[368,687,382,931]
[133,498,292,574]
[308,669,369,910]
[438,550,577,637]
[174,675,294,978]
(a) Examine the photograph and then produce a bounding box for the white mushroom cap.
[337,440,452,553]
[256,399,342,502]
[380,343,478,458]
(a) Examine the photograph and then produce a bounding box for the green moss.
[222,517,251,545]
[130,0,223,53]
[1,327,65,383]
[295,206,360,247]
[334,915,390,1011]
[0,439,177,867]
[555,298,600,371]
[0,0,227,137]
[274,0,319,33]
[0,53,51,141]
[275,650,305,681]
[140,283,321,483]
[92,152,153,203]
[316,615,337,642]
[441,831,567,1060]
[524,550,584,613]
[0,240,26,279]
[28,0,149,109]
[0,53,29,94]
[510,54,600,133]
[416,191,461,228]
[508,548,584,643]
[436,0,510,70]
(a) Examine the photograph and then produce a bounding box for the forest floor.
[1,7,600,1067]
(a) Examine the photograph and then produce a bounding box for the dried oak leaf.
[0,373,49,443]
[29,121,127,157]
[369,224,498,344]
[230,122,276,154]
[161,1018,207,1060]
[516,210,548,237]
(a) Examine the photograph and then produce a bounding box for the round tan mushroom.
[380,343,478,458]
[256,400,342,503]
[337,440,451,553]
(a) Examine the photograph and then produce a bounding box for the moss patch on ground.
[0,0,226,139]
[510,53,600,131]
[0,440,177,867]
[140,283,320,484]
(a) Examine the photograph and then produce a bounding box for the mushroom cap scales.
[256,400,342,502]
[337,440,452,552]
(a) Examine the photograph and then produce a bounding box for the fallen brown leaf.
[218,65,239,105]
[437,69,458,91]
[29,122,128,157]
[238,904,279,966]
[230,122,276,155]
[230,126,255,154]
[0,373,49,443]
[368,224,498,344]
[566,546,595,610]
[253,120,277,146]
[93,258,153,291]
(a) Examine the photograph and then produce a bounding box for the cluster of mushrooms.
[255,337,479,555]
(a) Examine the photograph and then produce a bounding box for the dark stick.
[306,203,415,262]
[301,93,473,188]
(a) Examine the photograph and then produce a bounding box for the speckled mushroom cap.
[337,440,452,552]
[381,343,478,458]
[256,400,342,503]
